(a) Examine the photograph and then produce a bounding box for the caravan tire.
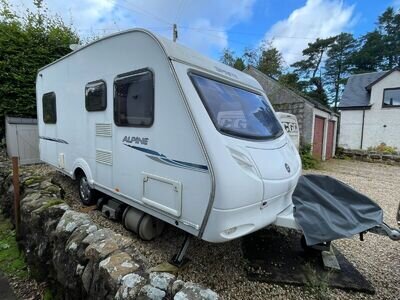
[78,174,98,206]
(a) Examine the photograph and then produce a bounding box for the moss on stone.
[24,175,45,186]
[43,287,54,300]
[43,185,61,195]
[40,199,65,210]
[0,212,29,279]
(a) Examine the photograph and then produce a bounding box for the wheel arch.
[71,158,94,185]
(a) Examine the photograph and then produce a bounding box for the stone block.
[138,284,166,300]
[149,272,176,292]
[174,283,219,300]
[115,273,147,299]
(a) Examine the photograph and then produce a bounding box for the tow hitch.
[368,222,400,241]
[274,175,400,246]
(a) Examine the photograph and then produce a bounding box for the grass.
[367,143,397,154]
[303,263,331,300]
[43,288,54,300]
[0,212,29,279]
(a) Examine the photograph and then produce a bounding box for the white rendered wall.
[364,71,400,149]
[339,110,364,149]
[339,71,400,150]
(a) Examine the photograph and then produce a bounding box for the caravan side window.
[114,69,154,127]
[85,80,107,111]
[42,92,57,124]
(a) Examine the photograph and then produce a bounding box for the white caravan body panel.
[36,29,301,242]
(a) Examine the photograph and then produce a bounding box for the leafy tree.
[220,40,284,77]
[242,46,259,67]
[291,37,336,105]
[233,57,245,71]
[0,0,79,135]
[257,42,283,78]
[350,30,385,73]
[278,72,306,92]
[378,7,400,69]
[324,33,357,109]
[219,48,236,67]
[351,7,400,73]
[292,37,336,79]
[219,48,246,71]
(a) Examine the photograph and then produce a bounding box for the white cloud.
[7,0,255,57]
[264,0,356,65]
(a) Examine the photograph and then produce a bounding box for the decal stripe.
[39,136,68,144]
[125,144,165,157]
[124,143,208,173]
[170,158,209,171]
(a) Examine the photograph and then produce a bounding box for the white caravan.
[36,29,301,246]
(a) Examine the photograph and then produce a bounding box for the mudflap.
[274,174,400,246]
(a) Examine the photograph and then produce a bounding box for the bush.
[0,0,80,137]
[300,144,319,170]
[367,143,397,154]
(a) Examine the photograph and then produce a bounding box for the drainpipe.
[360,109,365,149]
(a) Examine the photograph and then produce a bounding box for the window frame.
[382,87,400,108]
[188,70,284,141]
[85,79,107,112]
[42,92,57,124]
[113,68,155,127]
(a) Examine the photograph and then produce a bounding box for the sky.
[7,0,400,67]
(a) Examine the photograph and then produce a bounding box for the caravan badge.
[122,136,149,145]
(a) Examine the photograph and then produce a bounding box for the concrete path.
[0,272,16,300]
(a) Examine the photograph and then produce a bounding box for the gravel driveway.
[52,159,399,300]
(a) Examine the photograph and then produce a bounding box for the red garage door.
[325,121,335,160]
[313,116,325,160]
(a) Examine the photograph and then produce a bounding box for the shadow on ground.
[242,227,375,294]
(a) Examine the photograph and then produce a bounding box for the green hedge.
[0,0,79,136]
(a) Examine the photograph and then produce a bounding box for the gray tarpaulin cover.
[293,175,383,246]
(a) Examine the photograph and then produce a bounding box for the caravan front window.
[190,73,283,140]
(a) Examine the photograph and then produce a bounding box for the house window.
[85,80,107,111]
[383,88,400,107]
[114,69,154,127]
[42,92,57,124]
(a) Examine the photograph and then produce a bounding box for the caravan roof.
[38,28,261,92]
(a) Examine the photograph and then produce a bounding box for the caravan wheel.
[78,174,97,206]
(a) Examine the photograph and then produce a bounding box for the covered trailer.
[36,29,398,263]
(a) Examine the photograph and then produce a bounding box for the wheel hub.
[79,177,91,201]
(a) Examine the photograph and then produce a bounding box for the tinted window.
[86,80,107,111]
[383,88,400,107]
[42,92,57,124]
[114,70,154,127]
[190,73,283,140]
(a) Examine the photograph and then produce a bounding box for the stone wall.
[0,162,219,300]
[337,148,400,165]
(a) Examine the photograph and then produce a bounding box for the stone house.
[338,67,400,150]
[245,66,338,160]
